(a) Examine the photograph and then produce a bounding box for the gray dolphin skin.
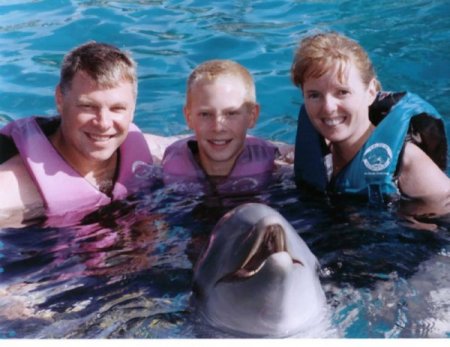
[193,203,327,337]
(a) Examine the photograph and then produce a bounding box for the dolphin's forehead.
[211,204,266,237]
[219,204,279,229]
[234,203,278,223]
[211,204,293,251]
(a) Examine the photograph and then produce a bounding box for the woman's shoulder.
[398,141,450,199]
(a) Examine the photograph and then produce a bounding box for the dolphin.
[192,203,327,337]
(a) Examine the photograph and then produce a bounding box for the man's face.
[55,71,136,171]
[184,74,259,176]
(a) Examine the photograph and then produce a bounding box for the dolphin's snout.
[217,223,303,284]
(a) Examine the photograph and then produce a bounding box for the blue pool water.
[0,0,449,339]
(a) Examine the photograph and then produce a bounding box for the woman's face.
[302,61,377,147]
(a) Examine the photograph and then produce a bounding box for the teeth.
[216,223,304,284]
[88,134,111,141]
[210,140,228,145]
[324,117,344,126]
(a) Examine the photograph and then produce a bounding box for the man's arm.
[143,133,185,165]
[0,155,44,227]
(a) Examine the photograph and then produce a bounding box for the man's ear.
[183,105,194,129]
[55,85,64,115]
[248,103,260,129]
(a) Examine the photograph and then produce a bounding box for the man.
[0,41,171,226]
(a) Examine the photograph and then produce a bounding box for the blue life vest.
[294,92,448,201]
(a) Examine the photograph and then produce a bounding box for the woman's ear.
[367,78,378,106]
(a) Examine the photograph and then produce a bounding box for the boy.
[162,60,280,194]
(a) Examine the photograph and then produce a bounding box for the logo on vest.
[362,143,392,172]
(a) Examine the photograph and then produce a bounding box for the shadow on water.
[0,173,449,338]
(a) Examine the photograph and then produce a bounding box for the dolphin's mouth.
[217,223,303,283]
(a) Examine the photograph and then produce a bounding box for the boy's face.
[184,74,259,176]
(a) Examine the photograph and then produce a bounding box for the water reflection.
[0,178,449,338]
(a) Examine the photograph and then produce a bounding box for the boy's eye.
[338,89,350,96]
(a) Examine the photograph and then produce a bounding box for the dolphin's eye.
[192,282,204,299]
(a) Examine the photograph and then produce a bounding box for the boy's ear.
[183,105,194,129]
[248,103,260,129]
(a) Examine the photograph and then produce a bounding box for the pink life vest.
[162,136,277,194]
[0,116,153,217]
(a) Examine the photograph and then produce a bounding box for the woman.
[291,31,450,204]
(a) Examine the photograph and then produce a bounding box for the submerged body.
[192,203,327,337]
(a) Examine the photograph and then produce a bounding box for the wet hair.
[185,59,256,107]
[291,31,381,91]
[59,41,138,96]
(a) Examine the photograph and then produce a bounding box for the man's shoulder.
[0,155,42,210]
[0,154,24,173]
[0,155,32,198]
[143,133,186,164]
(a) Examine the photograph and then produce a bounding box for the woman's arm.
[398,141,450,201]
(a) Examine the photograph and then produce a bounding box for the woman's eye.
[307,92,320,99]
